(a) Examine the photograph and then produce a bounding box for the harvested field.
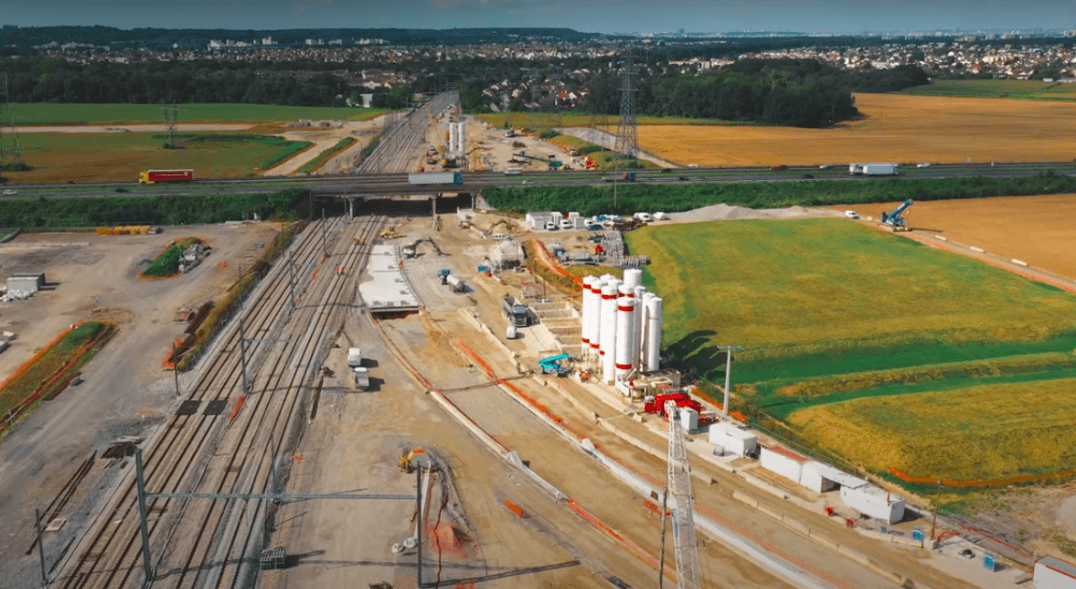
[786,378,1076,481]
[824,194,1076,282]
[637,93,1076,166]
[4,132,310,183]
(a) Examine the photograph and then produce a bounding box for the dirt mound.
[670,203,829,223]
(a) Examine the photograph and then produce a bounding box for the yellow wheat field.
[639,93,1076,167]
[787,378,1076,481]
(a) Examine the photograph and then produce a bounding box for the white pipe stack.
[615,297,635,383]
[644,295,663,372]
[600,283,619,383]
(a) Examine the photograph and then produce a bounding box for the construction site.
[1,90,1074,589]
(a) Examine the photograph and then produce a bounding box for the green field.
[8,103,390,125]
[628,218,1076,482]
[3,132,311,183]
[899,79,1076,101]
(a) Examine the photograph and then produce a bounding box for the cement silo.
[632,285,647,368]
[448,124,458,154]
[600,283,619,383]
[644,295,663,372]
[615,297,636,382]
[456,120,467,153]
[581,276,595,354]
[623,268,642,290]
[588,279,605,361]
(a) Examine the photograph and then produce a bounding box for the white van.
[559,219,574,230]
[504,168,522,175]
[633,212,653,223]
[544,221,558,231]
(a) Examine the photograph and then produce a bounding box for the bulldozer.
[381,228,404,240]
[399,448,425,473]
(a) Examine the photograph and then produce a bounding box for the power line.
[614,55,639,160]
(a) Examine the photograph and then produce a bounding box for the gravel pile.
[669,203,836,223]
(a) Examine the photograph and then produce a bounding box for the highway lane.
[3,162,1075,200]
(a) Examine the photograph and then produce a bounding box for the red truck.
[138,169,195,184]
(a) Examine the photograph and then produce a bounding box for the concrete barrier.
[1012,258,1029,267]
[808,528,841,550]
[757,504,785,522]
[744,474,789,500]
[732,491,759,509]
[970,246,985,253]
[837,544,871,567]
[783,516,811,537]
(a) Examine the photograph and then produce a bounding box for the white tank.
[506,325,517,339]
[623,268,643,289]
[615,298,636,382]
[457,120,467,153]
[448,124,458,153]
[581,276,595,352]
[639,292,653,368]
[600,284,619,383]
[632,285,647,368]
[645,296,663,372]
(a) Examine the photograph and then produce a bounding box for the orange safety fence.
[888,466,1076,488]
[956,522,1034,559]
[533,239,585,287]
[230,394,246,422]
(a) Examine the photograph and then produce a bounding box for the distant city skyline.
[1,0,1073,36]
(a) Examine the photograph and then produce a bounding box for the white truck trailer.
[408,172,463,185]
[347,348,363,368]
[849,163,899,176]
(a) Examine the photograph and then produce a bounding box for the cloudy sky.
[2,0,1073,34]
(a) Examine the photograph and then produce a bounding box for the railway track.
[357,91,458,175]
[56,214,382,589]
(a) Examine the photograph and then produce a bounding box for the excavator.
[399,448,425,473]
[880,199,913,232]
[514,151,563,170]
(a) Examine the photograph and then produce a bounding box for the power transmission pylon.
[666,400,702,589]
[614,56,639,160]
[159,103,182,149]
[1,73,23,165]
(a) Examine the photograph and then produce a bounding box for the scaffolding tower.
[666,400,702,589]
[614,57,639,159]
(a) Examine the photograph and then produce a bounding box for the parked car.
[544,221,557,230]
[587,223,603,231]
[917,163,932,168]
[844,210,859,219]
[818,164,832,170]
[2,189,17,196]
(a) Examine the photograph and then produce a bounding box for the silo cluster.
[580,270,663,386]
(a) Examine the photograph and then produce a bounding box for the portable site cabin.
[708,422,758,457]
[839,483,906,524]
[760,445,810,484]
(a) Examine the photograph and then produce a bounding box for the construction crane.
[881,199,914,231]
[665,400,702,589]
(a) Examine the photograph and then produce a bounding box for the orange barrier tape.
[889,466,1076,488]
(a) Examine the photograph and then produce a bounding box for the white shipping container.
[679,407,699,432]
[1035,556,1076,589]
[839,484,906,524]
[709,422,758,456]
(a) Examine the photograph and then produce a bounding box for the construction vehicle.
[502,294,532,327]
[881,199,914,231]
[381,228,404,239]
[438,268,452,284]
[347,348,363,368]
[539,353,572,377]
[353,367,370,390]
[399,448,425,473]
[138,169,195,184]
[514,151,563,169]
[603,171,636,182]
[408,171,463,185]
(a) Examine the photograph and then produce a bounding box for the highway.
[4,161,1075,200]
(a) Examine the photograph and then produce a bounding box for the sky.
[1,0,1073,35]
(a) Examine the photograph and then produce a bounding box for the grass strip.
[140,237,201,278]
[298,137,356,175]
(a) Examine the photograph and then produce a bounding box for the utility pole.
[930,479,942,542]
[717,345,744,416]
[658,488,669,589]
[173,341,181,397]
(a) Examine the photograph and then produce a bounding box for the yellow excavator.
[399,448,425,473]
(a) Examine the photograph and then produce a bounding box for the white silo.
[581,276,595,353]
[448,124,458,154]
[600,283,619,383]
[623,268,642,290]
[632,285,647,368]
[457,120,467,153]
[615,297,636,383]
[588,279,603,361]
[645,296,663,372]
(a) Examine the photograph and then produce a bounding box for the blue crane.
[538,354,572,377]
[881,199,914,230]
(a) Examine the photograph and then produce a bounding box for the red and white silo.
[623,268,642,289]
[581,276,595,354]
[600,282,619,383]
[615,297,636,382]
[632,285,647,368]
[588,278,605,361]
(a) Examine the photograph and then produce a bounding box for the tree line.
[587,59,929,127]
